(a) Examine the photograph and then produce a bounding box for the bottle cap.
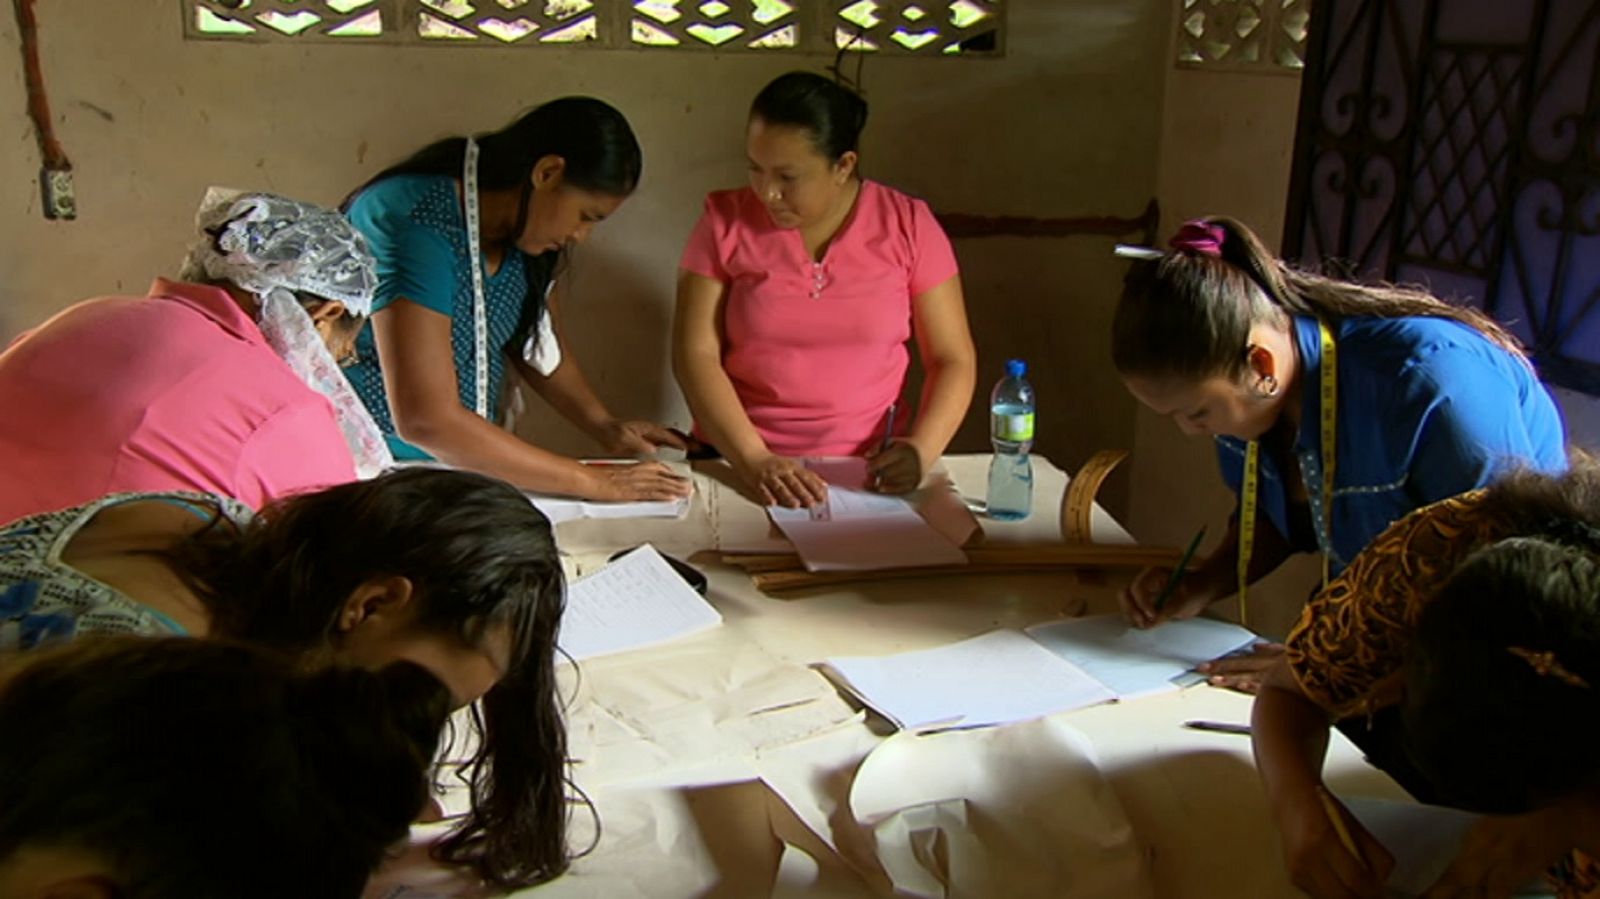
[1006,358,1026,378]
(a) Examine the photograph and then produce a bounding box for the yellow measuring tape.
[1235,319,1337,626]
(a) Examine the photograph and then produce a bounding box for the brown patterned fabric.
[1284,490,1506,719]
[1286,490,1600,897]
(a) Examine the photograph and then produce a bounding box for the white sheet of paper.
[1025,614,1259,699]
[820,630,1116,731]
[768,486,966,571]
[526,491,690,526]
[558,545,721,662]
[1336,796,1552,898]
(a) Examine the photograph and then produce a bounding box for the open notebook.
[819,615,1259,732]
[558,545,722,662]
[767,457,969,571]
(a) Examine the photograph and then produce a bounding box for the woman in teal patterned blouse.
[343,97,692,502]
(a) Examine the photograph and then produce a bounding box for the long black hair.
[1401,456,1600,814]
[344,97,642,345]
[159,467,574,889]
[1111,215,1522,383]
[0,637,450,899]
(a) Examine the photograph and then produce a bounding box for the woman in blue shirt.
[1113,217,1565,652]
[343,97,690,501]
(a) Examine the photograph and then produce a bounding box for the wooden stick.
[722,543,1183,574]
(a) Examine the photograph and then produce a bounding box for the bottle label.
[993,412,1034,442]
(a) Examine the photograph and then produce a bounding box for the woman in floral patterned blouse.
[1253,457,1600,899]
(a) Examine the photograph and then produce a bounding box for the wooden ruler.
[1060,449,1128,544]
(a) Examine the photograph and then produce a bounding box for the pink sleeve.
[679,196,729,281]
[234,400,358,508]
[908,198,959,296]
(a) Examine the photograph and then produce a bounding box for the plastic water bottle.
[987,358,1034,520]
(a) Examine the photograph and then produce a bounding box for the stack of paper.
[1026,615,1260,698]
[525,491,691,526]
[767,457,967,571]
[820,615,1260,732]
[820,630,1117,731]
[558,545,721,662]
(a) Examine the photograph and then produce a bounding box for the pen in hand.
[880,402,898,454]
[1152,525,1207,615]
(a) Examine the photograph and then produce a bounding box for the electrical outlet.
[40,167,76,220]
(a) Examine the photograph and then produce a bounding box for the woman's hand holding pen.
[1279,786,1393,899]
[867,439,925,494]
[742,454,829,509]
[1120,558,1228,629]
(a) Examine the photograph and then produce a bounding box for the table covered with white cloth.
[368,455,1407,899]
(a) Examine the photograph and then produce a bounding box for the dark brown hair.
[1111,215,1522,382]
[0,637,448,899]
[161,467,574,889]
[1402,454,1600,813]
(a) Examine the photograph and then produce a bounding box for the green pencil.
[1153,526,1207,613]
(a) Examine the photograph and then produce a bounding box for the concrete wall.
[1132,61,1310,638]
[1,1,1171,517]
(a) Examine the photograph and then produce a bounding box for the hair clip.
[1113,244,1164,260]
[1508,646,1591,689]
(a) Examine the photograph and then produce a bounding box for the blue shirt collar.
[1290,314,1326,455]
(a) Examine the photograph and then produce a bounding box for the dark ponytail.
[343,97,642,338]
[750,70,869,162]
[1112,215,1523,382]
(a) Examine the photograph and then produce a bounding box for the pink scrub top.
[680,180,960,457]
[0,279,356,523]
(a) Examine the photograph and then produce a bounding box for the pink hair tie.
[1169,220,1226,258]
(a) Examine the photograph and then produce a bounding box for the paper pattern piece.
[1337,796,1551,898]
[1026,614,1260,699]
[558,544,721,662]
[821,630,1116,731]
[768,462,967,573]
[526,491,691,526]
[849,718,1152,899]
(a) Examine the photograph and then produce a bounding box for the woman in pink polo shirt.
[0,192,388,522]
[674,72,977,508]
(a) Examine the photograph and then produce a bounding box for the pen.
[880,402,899,454]
[1153,525,1206,613]
[1316,787,1369,871]
[1182,720,1251,736]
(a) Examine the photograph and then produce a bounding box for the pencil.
[1316,787,1369,871]
[1153,525,1206,613]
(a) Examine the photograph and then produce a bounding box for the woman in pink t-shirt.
[675,72,976,508]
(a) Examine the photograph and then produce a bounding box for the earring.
[1256,375,1279,398]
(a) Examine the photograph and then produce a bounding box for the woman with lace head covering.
[0,189,389,522]
[1251,458,1600,899]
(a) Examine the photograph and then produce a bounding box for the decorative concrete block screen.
[1175,0,1308,71]
[184,0,1005,55]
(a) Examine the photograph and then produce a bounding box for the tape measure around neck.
[462,137,491,419]
[1236,319,1337,626]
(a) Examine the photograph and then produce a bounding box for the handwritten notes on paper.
[767,458,967,572]
[559,545,721,662]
